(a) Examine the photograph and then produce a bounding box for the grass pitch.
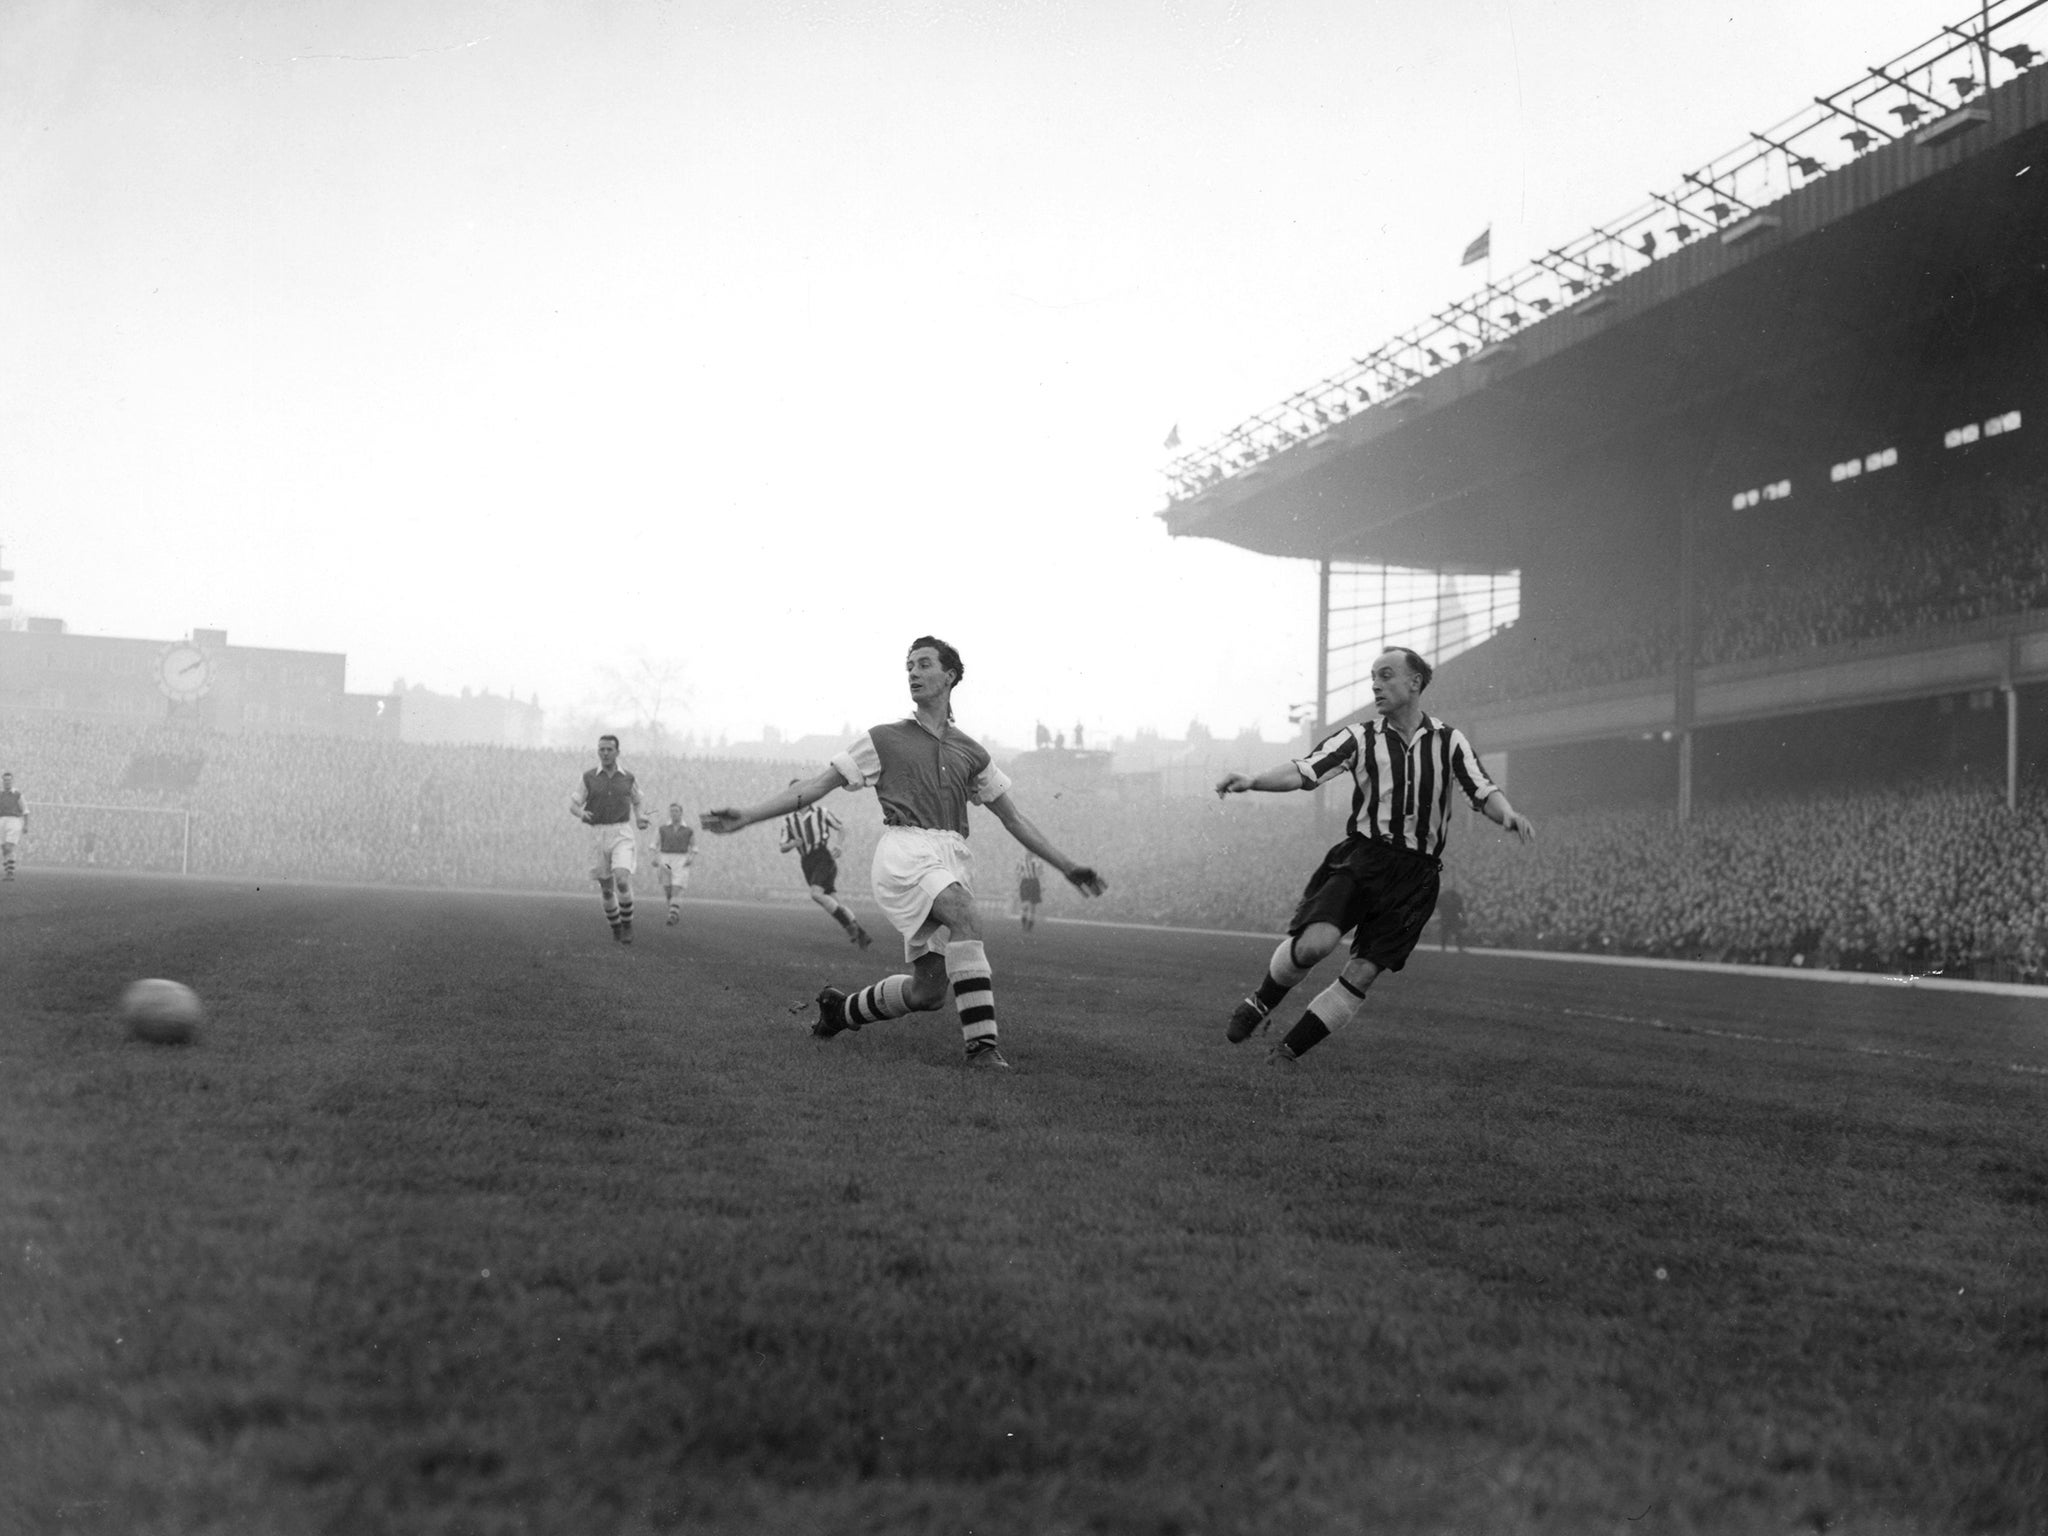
[2,872,2044,1535]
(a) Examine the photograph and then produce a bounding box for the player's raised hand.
[1065,865,1107,897]
[700,807,748,835]
[1215,771,1253,798]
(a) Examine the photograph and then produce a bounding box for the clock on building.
[157,642,214,701]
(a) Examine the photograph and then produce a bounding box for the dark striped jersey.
[656,822,696,855]
[575,766,637,825]
[1292,714,1499,858]
[779,804,842,856]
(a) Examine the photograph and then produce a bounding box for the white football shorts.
[0,817,21,844]
[588,822,638,880]
[657,852,692,889]
[870,825,974,960]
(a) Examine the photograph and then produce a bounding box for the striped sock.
[600,885,620,925]
[617,885,635,923]
[946,939,997,1048]
[845,974,915,1026]
[827,901,858,933]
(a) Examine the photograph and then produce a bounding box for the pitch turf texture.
[3,874,2044,1536]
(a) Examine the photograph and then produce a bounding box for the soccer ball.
[122,978,203,1045]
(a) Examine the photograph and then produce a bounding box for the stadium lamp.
[1889,103,1926,126]
[2000,43,2038,69]
[1530,297,1553,314]
[1793,153,1825,176]
[1637,231,1658,257]
[1842,129,1875,151]
[1425,348,1445,365]
[1670,223,1697,242]
[1595,263,1619,280]
[1951,75,1980,98]
[1707,201,1736,222]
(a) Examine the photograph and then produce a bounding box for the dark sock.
[1254,974,1292,1010]
[1280,1013,1331,1058]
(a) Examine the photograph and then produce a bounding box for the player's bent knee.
[1340,957,1383,990]
[1294,924,1343,965]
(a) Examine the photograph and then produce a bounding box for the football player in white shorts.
[653,803,697,926]
[0,772,24,882]
[702,636,1106,1069]
[570,734,649,943]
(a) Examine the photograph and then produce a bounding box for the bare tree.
[597,655,695,755]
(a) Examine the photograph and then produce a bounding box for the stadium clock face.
[157,642,213,701]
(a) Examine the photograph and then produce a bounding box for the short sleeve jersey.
[656,822,695,855]
[579,767,637,825]
[832,719,1013,836]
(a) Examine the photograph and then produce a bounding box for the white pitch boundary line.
[28,867,2048,1002]
[1041,916,2048,1001]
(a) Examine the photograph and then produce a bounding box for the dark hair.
[908,635,963,686]
[1388,647,1433,691]
[599,733,620,748]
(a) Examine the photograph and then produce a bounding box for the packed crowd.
[1445,780,2048,982]
[3,715,2045,980]
[1432,471,2048,708]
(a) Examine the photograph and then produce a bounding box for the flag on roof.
[1460,227,1491,266]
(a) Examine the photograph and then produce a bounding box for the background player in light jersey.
[569,734,648,943]
[703,636,1107,1070]
[654,803,696,927]
[1016,854,1043,932]
[0,772,24,882]
[779,785,872,949]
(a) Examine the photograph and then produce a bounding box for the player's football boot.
[964,1041,1011,1070]
[812,986,858,1038]
[1265,1043,1300,1070]
[609,921,625,943]
[619,919,634,944]
[1225,996,1271,1043]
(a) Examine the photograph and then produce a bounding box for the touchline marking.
[30,869,2048,1000]
[1544,1005,2041,1077]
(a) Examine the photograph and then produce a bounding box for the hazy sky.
[2,0,1974,747]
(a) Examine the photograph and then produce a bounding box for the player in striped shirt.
[703,636,1106,1070]
[1215,647,1534,1067]
[779,789,871,948]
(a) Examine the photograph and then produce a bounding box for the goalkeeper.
[702,635,1106,1071]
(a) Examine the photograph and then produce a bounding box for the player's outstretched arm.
[1215,762,1313,798]
[1482,790,1536,844]
[982,793,1107,897]
[702,766,849,835]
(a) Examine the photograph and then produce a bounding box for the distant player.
[0,772,23,882]
[1017,854,1043,931]
[704,636,1107,1070]
[654,803,696,926]
[1215,647,1533,1067]
[569,734,648,943]
[1437,883,1467,951]
[778,785,872,948]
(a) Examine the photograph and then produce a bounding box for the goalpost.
[22,801,194,875]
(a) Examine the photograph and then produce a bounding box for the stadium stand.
[1432,469,2048,707]
[3,712,2043,981]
